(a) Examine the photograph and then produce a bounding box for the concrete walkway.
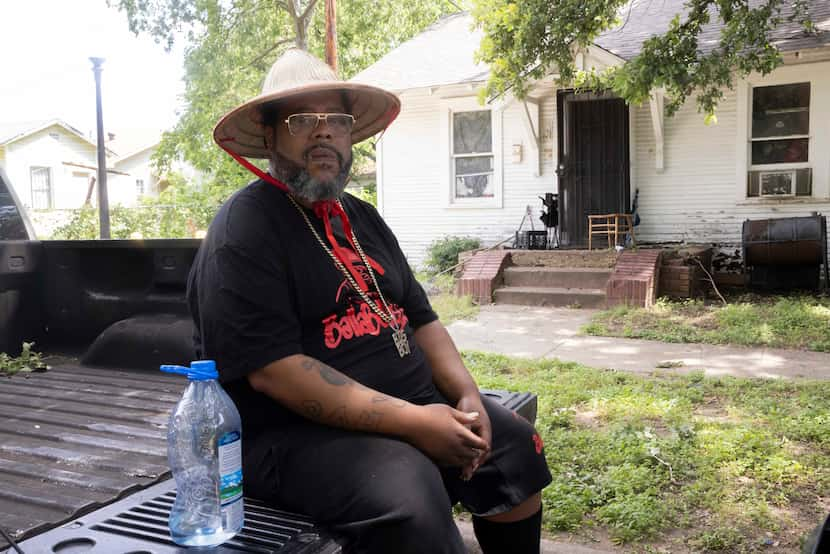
[447,305,830,380]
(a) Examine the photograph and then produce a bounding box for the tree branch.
[300,0,320,23]
[692,256,727,306]
[281,0,296,18]
[247,38,295,68]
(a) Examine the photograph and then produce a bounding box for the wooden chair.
[587,213,637,250]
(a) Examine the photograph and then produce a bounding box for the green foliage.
[0,342,48,376]
[582,295,830,352]
[111,0,463,204]
[424,235,481,275]
[472,0,814,118]
[351,182,377,207]
[51,205,99,240]
[688,526,745,551]
[50,174,226,240]
[462,351,830,547]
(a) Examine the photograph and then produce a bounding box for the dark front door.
[556,92,630,247]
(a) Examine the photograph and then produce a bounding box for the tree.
[472,0,815,118]
[111,0,464,202]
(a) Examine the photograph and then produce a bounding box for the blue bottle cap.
[190,360,218,380]
[160,360,218,381]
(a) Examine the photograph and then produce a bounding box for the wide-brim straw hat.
[214,48,401,159]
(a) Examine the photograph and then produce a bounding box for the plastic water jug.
[161,360,244,546]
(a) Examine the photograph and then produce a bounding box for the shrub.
[424,236,480,275]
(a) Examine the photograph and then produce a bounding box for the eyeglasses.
[284,113,355,137]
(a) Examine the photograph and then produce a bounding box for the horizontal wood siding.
[633,61,830,259]
[380,85,557,267]
[380,61,830,269]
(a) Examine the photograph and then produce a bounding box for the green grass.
[582,294,830,352]
[463,352,830,550]
[416,273,479,325]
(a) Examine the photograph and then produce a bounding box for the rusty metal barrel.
[742,215,828,290]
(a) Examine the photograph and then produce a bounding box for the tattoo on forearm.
[302,400,323,419]
[301,357,352,386]
[329,406,349,427]
[358,410,384,431]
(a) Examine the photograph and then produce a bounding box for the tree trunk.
[287,0,318,50]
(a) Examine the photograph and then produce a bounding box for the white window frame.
[735,65,830,202]
[440,97,504,208]
[749,82,810,198]
[136,178,145,197]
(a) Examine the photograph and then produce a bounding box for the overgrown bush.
[424,236,480,275]
[50,173,225,240]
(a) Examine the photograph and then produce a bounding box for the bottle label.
[218,431,243,527]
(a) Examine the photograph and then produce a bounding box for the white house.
[352,3,830,269]
[0,120,103,211]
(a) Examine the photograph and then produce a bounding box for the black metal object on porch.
[513,204,546,250]
[539,193,559,248]
[742,215,828,291]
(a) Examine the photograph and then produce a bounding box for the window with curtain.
[748,82,811,197]
[452,110,494,199]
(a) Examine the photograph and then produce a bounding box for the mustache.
[303,144,344,166]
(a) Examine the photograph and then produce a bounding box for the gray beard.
[270,146,352,203]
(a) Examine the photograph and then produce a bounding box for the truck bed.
[0,356,180,543]
[0,355,537,553]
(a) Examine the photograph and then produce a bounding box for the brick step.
[493,286,606,308]
[503,267,612,289]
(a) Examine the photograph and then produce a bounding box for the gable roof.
[106,128,162,162]
[598,0,830,60]
[352,1,830,92]
[351,12,489,92]
[0,119,96,148]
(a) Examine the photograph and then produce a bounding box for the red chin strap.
[218,138,384,292]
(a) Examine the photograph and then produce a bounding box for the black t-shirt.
[186,179,439,434]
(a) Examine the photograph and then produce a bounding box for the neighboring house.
[0,120,184,212]
[352,3,830,268]
[0,120,103,211]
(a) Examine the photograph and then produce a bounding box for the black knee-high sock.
[472,507,542,554]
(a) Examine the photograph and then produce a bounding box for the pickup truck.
[0,169,538,553]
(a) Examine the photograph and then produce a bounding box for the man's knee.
[343,443,464,552]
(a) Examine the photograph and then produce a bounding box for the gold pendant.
[392,328,411,357]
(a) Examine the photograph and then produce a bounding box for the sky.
[0,0,185,137]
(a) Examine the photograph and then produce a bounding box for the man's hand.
[404,404,490,467]
[456,394,492,480]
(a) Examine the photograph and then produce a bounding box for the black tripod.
[539,193,559,249]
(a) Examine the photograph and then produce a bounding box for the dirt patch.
[509,249,619,268]
[573,409,602,429]
[694,401,734,424]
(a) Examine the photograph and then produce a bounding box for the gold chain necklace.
[287,195,411,357]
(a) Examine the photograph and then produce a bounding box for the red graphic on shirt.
[321,252,407,350]
[532,433,544,454]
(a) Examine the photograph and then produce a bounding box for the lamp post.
[89,57,110,239]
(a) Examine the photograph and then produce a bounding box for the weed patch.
[583,295,830,352]
[416,273,479,324]
[0,342,48,377]
[463,352,830,548]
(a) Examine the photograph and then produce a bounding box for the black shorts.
[242,390,552,553]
